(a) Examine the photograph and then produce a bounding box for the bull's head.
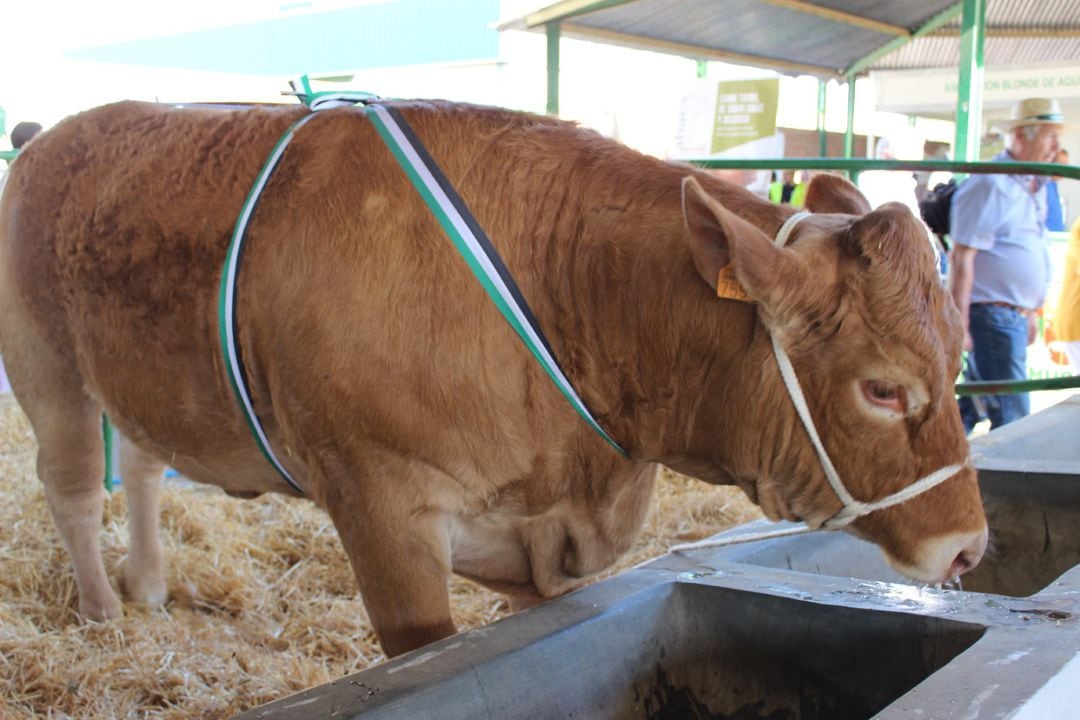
[678,173,987,584]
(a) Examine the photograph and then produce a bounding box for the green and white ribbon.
[218,112,319,495]
[362,103,626,456]
[219,85,625,495]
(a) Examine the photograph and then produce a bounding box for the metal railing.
[680,157,1080,183]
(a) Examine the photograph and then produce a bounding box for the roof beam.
[560,23,843,78]
[523,0,636,29]
[843,2,962,77]
[929,25,1080,38]
[755,0,910,37]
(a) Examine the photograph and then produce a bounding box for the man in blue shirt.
[950,98,1065,432]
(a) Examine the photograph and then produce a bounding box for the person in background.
[1045,148,1069,232]
[859,137,919,214]
[915,144,952,204]
[768,170,807,207]
[2,121,43,178]
[1055,217,1080,372]
[10,121,42,152]
[950,98,1065,432]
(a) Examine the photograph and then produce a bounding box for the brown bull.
[0,100,986,657]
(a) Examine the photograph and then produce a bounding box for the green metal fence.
[681,157,1080,183]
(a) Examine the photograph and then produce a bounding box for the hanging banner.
[710,78,780,154]
[871,65,1080,116]
[672,77,780,157]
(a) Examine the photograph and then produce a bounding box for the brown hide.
[0,100,985,657]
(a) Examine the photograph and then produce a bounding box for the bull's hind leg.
[117,435,167,607]
[2,315,121,619]
[29,397,121,620]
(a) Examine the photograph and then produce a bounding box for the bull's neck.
[501,154,784,463]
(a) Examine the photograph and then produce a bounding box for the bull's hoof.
[118,556,168,607]
[79,592,124,622]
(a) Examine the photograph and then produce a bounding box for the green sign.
[710,79,779,154]
[0,107,5,138]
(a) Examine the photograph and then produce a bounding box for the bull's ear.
[847,202,925,265]
[804,172,871,215]
[681,176,810,326]
[681,176,736,290]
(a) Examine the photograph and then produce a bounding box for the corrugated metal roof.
[872,34,1080,71]
[500,0,1080,77]
[873,0,1080,71]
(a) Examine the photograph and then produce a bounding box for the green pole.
[844,77,857,182]
[956,375,1080,397]
[844,77,855,159]
[102,416,114,492]
[954,0,986,162]
[817,79,828,157]
[546,22,561,116]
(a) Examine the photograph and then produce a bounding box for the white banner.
[873,65,1080,115]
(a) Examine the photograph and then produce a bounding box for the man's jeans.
[959,303,1030,433]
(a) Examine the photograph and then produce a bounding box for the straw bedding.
[0,394,761,719]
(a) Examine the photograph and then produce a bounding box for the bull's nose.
[948,528,988,578]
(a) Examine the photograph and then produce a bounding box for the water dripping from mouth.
[927,576,964,592]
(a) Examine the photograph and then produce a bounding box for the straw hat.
[1001,98,1065,129]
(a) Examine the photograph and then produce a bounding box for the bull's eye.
[861,380,907,414]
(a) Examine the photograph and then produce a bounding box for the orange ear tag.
[716,262,752,303]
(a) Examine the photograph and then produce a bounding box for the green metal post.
[954,0,986,162]
[102,416,114,492]
[844,78,855,159]
[817,79,828,157]
[843,77,857,181]
[546,22,561,116]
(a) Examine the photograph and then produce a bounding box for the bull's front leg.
[320,460,456,658]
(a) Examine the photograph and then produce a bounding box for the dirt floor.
[0,395,762,719]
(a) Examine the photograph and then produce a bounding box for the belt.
[972,301,1036,318]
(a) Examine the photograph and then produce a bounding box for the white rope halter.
[673,211,966,552]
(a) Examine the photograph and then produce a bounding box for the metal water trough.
[236,397,1080,720]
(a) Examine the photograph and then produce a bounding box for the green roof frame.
[503,1,989,160]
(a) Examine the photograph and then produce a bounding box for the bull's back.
[0,101,308,486]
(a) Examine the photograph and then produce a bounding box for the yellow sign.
[710,79,780,154]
